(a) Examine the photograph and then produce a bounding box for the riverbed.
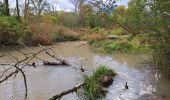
[0,41,169,100]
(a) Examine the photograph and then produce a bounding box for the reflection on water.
[0,41,169,100]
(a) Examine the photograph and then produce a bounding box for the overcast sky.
[7,0,129,12]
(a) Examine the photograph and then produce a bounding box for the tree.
[70,0,86,13]
[49,0,58,12]
[124,0,149,35]
[150,0,170,70]
[79,4,94,26]
[89,0,116,15]
[0,1,6,15]
[16,0,20,21]
[4,0,9,16]
[31,0,50,15]
[126,0,170,69]
[70,0,79,13]
[24,0,30,18]
[114,5,125,17]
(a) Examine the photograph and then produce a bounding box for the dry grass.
[30,23,57,45]
[29,22,81,45]
[81,33,106,41]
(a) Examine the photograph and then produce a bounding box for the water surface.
[0,41,169,100]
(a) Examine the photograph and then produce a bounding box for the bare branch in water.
[49,83,84,100]
[0,45,69,100]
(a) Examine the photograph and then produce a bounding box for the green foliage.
[0,1,6,16]
[79,4,94,27]
[57,11,79,28]
[93,65,116,79]
[114,5,126,17]
[109,28,125,36]
[41,14,59,24]
[80,65,116,100]
[89,38,151,54]
[0,17,21,45]
[126,0,170,70]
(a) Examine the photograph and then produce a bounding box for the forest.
[0,0,169,100]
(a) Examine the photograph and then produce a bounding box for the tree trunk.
[16,0,20,21]
[4,0,10,16]
[24,0,30,18]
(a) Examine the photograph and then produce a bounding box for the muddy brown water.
[0,41,169,100]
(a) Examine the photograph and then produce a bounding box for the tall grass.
[29,22,80,45]
[109,28,126,36]
[80,65,116,100]
[30,23,57,45]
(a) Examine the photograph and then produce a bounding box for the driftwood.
[49,83,84,100]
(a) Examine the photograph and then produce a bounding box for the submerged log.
[43,61,69,66]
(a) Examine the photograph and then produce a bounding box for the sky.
[6,0,129,12]
[51,0,130,11]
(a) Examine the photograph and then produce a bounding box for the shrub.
[0,17,22,45]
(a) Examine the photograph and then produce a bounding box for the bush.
[0,17,22,45]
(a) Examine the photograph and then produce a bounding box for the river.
[0,41,169,100]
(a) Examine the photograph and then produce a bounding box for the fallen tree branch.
[39,44,70,66]
[49,83,84,100]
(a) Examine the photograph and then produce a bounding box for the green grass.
[93,65,116,79]
[80,65,116,100]
[89,38,151,54]
[109,28,126,36]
